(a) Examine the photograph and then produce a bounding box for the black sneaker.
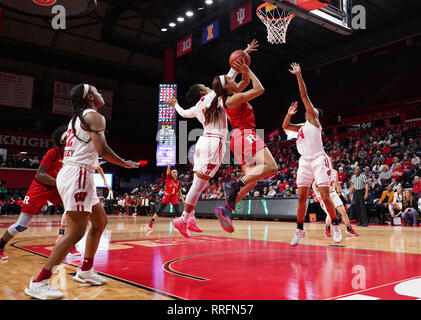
[222,182,238,212]
[214,206,235,233]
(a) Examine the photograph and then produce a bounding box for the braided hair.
[186,84,203,104]
[51,125,68,148]
[70,83,95,144]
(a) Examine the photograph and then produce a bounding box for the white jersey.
[63,109,99,170]
[175,91,227,139]
[296,120,325,158]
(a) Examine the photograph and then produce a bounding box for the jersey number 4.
[297,128,305,141]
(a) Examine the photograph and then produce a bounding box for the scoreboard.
[156,84,177,167]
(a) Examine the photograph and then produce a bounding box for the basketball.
[229,50,251,71]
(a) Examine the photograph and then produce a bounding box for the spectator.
[389,185,404,225]
[412,176,421,195]
[372,159,383,175]
[401,190,418,226]
[376,184,394,224]
[266,186,277,198]
[337,167,347,183]
[378,165,392,186]
[371,151,385,167]
[391,163,404,181]
[411,153,420,166]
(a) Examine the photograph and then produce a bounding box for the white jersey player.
[312,161,359,239]
[25,83,138,300]
[169,40,259,238]
[282,62,342,246]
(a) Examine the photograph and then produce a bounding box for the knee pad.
[7,212,33,236]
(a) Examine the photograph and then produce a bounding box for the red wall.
[0,168,36,189]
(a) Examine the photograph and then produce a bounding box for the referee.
[350,166,369,227]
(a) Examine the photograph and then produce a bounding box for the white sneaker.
[73,267,107,286]
[332,225,342,243]
[24,278,64,300]
[290,229,307,246]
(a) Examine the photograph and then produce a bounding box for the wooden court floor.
[1,214,421,300]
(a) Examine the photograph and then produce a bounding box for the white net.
[257,4,295,44]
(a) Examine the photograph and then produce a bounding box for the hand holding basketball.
[288,101,298,115]
[229,50,251,72]
[289,63,301,75]
[232,58,249,74]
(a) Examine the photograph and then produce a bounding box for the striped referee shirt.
[351,173,369,190]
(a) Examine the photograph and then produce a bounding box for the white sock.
[181,211,189,223]
[188,210,195,221]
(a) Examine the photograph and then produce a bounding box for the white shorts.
[297,153,331,188]
[57,164,100,213]
[320,191,344,213]
[193,136,226,177]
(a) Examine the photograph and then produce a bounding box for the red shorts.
[161,194,179,206]
[230,128,267,167]
[21,179,62,215]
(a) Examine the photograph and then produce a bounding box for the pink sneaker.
[0,249,8,261]
[187,219,203,233]
[146,221,153,231]
[68,246,81,256]
[173,218,190,238]
[55,234,63,244]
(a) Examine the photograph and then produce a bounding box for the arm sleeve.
[227,68,238,80]
[174,104,197,118]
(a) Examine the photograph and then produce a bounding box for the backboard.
[268,0,353,35]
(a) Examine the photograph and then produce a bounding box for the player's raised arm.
[282,102,302,132]
[289,63,318,119]
[232,59,251,93]
[84,112,139,169]
[166,161,171,176]
[168,96,198,119]
[226,63,264,108]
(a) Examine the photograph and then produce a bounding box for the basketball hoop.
[256,3,295,45]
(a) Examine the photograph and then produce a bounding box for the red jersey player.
[147,161,185,231]
[0,125,79,260]
[213,61,278,233]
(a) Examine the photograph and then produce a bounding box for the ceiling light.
[177,17,185,22]
[161,28,168,32]
[205,0,213,5]
[186,10,194,17]
[169,22,176,27]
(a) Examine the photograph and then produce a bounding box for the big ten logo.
[236,7,246,25]
[182,37,192,51]
[32,0,66,30]
[351,5,366,30]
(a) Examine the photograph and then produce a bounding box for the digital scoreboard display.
[156,84,177,167]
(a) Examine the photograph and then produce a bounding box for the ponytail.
[205,76,226,125]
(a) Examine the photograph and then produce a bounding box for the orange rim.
[256,2,295,22]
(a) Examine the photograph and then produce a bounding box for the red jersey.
[38,147,64,183]
[165,174,180,196]
[225,102,256,129]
